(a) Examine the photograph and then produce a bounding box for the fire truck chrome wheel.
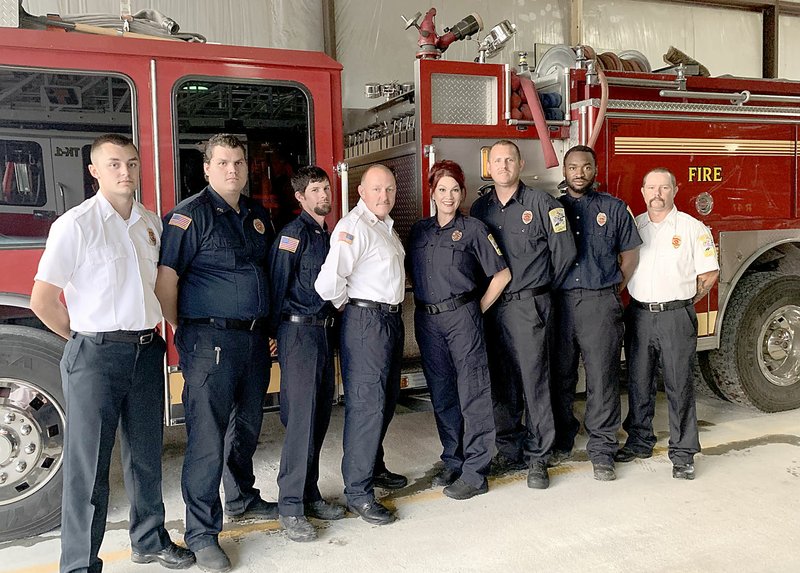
[0,325,66,542]
[0,378,65,504]
[757,305,800,387]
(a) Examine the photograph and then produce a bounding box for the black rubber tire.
[693,351,729,402]
[0,325,66,542]
[700,272,800,412]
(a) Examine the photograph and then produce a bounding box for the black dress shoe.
[614,447,652,463]
[672,463,696,480]
[131,542,195,570]
[347,500,396,525]
[443,478,488,500]
[527,461,550,489]
[431,466,460,487]
[488,453,527,477]
[373,469,408,489]
[305,499,346,520]
[226,498,278,522]
[194,544,231,573]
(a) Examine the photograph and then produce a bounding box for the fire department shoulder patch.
[596,212,607,227]
[548,208,567,233]
[146,228,157,246]
[521,210,533,225]
[452,230,462,242]
[672,235,682,249]
[700,233,715,257]
[253,219,265,234]
[487,233,502,256]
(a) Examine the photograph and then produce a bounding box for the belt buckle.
[426,305,438,315]
[139,332,154,344]
[324,316,335,328]
[389,304,400,313]
[648,302,665,312]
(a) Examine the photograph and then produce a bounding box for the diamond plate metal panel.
[0,0,19,27]
[431,73,497,125]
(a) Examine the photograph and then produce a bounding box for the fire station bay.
[1,1,800,572]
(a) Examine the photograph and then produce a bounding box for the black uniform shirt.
[557,190,642,290]
[407,212,507,305]
[470,182,576,293]
[159,186,274,320]
[267,210,335,332]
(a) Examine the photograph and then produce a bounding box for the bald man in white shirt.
[616,167,719,480]
[30,134,193,573]
[315,164,406,525]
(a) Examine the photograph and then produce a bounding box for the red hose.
[518,75,559,168]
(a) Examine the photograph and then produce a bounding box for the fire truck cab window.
[0,67,133,247]
[173,78,312,233]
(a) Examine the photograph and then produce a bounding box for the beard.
[313,203,332,216]
[567,177,595,195]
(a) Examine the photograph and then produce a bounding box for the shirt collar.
[207,185,246,217]
[356,198,394,229]
[95,190,142,225]
[489,181,526,206]
[299,209,327,232]
[640,205,678,229]
[435,211,464,230]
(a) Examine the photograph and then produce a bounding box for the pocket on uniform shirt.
[85,243,127,288]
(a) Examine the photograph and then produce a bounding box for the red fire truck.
[3,17,800,542]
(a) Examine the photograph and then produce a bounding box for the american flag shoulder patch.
[168,213,192,230]
[279,235,300,253]
[338,231,354,244]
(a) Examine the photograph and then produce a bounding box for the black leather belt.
[631,299,692,313]
[501,284,550,303]
[282,314,336,327]
[556,285,617,297]
[416,292,476,315]
[349,298,402,313]
[179,317,269,331]
[76,329,155,345]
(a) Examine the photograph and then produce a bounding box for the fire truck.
[2,9,800,543]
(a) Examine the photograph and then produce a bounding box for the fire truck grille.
[431,73,497,125]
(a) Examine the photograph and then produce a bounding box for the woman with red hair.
[407,159,511,499]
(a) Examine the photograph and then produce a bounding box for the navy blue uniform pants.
[276,322,335,517]
[484,293,555,465]
[622,304,700,464]
[59,332,170,573]
[414,301,495,488]
[339,304,403,505]
[551,288,623,463]
[176,324,270,551]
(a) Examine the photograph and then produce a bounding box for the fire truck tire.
[692,351,729,402]
[700,272,800,412]
[0,325,66,542]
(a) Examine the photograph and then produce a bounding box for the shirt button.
[575,262,579,266]
[576,231,580,235]
[499,225,503,229]
[577,216,580,219]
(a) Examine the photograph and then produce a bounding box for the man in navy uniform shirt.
[267,166,346,542]
[156,134,274,573]
[470,140,576,490]
[548,145,641,481]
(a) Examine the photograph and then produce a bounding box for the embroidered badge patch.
[278,235,300,253]
[672,235,682,249]
[338,231,354,244]
[700,234,715,257]
[253,219,266,234]
[522,210,533,225]
[146,228,157,246]
[596,212,607,227]
[452,230,463,242]
[168,213,192,230]
[487,233,503,256]
[548,208,567,233]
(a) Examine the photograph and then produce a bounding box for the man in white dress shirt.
[30,134,194,573]
[315,164,406,525]
[616,167,719,480]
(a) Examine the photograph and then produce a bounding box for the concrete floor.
[2,391,800,573]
